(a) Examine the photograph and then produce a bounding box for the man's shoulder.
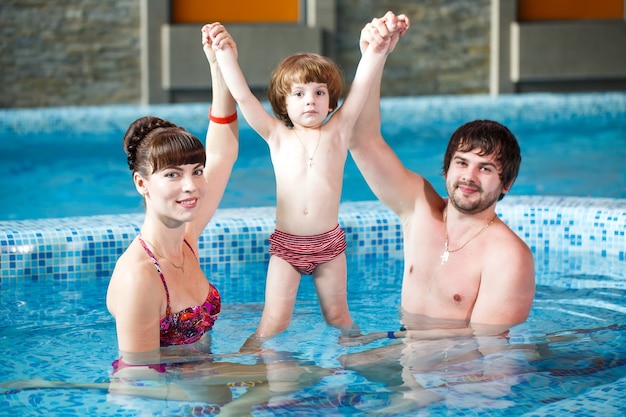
[487,221,532,259]
[484,223,535,282]
[496,219,532,250]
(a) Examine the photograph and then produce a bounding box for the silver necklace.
[440,208,497,265]
[293,126,322,167]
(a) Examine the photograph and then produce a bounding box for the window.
[518,0,624,21]
[172,0,300,24]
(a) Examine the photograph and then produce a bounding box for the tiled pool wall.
[1,197,624,285]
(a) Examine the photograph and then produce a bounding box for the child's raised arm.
[208,24,279,140]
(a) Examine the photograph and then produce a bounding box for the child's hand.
[207,23,237,57]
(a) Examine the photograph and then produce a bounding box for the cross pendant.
[440,250,449,265]
[308,158,314,167]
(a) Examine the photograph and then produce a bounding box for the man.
[337,14,537,414]
[351,12,535,337]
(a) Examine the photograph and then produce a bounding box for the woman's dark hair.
[123,116,205,176]
[442,120,521,201]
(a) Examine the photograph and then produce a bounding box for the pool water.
[1,93,625,220]
[1,93,625,415]
[1,255,625,416]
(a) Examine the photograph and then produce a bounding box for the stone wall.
[336,0,491,96]
[1,0,141,108]
[0,0,491,108]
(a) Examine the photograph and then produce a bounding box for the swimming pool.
[1,94,626,416]
[1,93,625,220]
[1,198,625,415]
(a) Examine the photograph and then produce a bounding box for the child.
[207,21,406,340]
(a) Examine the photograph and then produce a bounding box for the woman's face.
[135,163,206,226]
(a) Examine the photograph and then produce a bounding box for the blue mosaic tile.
[522,376,626,416]
[1,197,624,287]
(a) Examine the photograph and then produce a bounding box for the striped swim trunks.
[269,224,347,275]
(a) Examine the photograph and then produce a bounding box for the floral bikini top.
[138,235,221,346]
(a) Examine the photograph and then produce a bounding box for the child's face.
[285,82,331,128]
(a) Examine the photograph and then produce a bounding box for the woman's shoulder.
[110,240,160,290]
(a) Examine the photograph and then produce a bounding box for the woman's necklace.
[440,207,498,265]
[141,235,185,272]
[293,126,322,168]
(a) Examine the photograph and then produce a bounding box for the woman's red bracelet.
[208,107,238,124]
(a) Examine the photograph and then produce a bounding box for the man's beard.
[446,180,500,214]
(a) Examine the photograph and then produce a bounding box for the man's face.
[444,149,509,214]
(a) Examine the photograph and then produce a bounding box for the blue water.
[1,93,625,220]
[1,93,625,416]
[2,256,625,416]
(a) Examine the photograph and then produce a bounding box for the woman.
[104,24,327,414]
[106,23,238,359]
